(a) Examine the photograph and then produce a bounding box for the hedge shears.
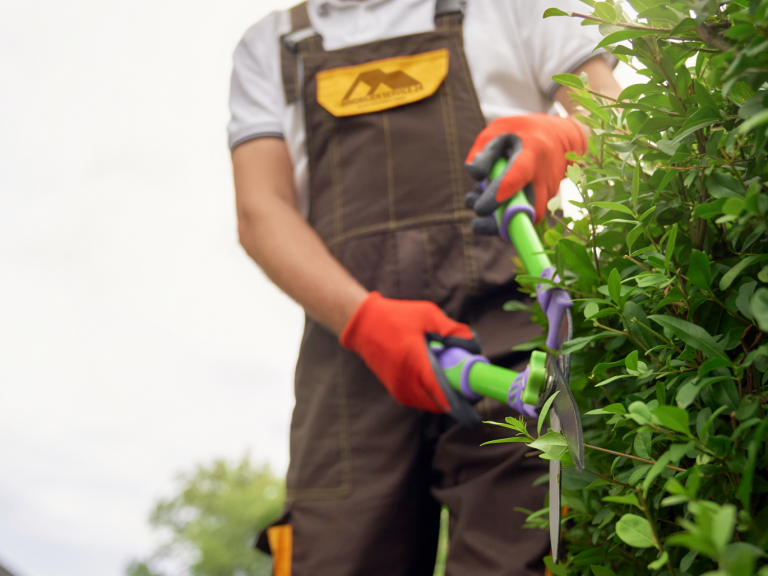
[428,159,583,563]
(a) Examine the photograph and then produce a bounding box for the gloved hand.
[464,114,587,229]
[340,291,480,426]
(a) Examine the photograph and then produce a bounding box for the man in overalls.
[229,1,621,574]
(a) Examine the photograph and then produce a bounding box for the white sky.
[0,2,636,575]
[0,2,300,575]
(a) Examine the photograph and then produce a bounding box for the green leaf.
[681,550,697,572]
[712,504,736,553]
[653,406,690,435]
[736,281,756,322]
[552,73,584,89]
[615,514,656,548]
[631,162,640,212]
[692,198,728,219]
[738,108,768,135]
[544,557,567,576]
[586,403,627,415]
[676,380,702,409]
[595,374,634,387]
[648,551,669,570]
[664,224,677,268]
[593,1,616,22]
[708,173,743,199]
[558,239,598,281]
[608,267,622,305]
[603,493,640,508]
[628,401,652,425]
[591,567,617,576]
[722,197,746,216]
[543,7,570,18]
[595,29,659,49]
[480,437,533,445]
[528,429,568,452]
[634,431,652,459]
[626,224,645,251]
[538,391,560,437]
[592,201,636,217]
[698,357,732,377]
[561,331,616,354]
[720,254,768,290]
[625,350,639,372]
[503,300,533,312]
[642,452,672,494]
[671,106,721,144]
[751,288,768,332]
[648,315,729,360]
[687,250,711,292]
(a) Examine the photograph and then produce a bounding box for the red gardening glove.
[465,114,586,225]
[340,292,480,424]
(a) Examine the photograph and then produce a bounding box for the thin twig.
[586,468,633,489]
[551,212,588,242]
[585,444,687,472]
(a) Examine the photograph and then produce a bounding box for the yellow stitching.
[285,346,352,502]
[382,112,396,226]
[438,86,461,216]
[422,227,436,303]
[337,344,352,494]
[452,38,486,128]
[326,210,474,247]
[286,486,349,500]
[320,112,344,241]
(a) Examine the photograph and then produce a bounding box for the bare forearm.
[233,139,367,335]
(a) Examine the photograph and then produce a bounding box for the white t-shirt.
[228,0,610,215]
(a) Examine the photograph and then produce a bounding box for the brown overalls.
[264,1,549,574]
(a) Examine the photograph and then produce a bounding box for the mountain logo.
[316,49,449,117]
[341,69,423,103]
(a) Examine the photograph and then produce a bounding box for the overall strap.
[280,2,322,105]
[434,0,466,29]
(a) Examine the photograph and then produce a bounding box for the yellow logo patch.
[316,49,449,117]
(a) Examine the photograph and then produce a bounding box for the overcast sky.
[0,2,300,575]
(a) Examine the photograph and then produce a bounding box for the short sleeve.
[227,13,288,151]
[513,0,617,99]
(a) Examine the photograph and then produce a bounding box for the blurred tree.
[126,456,283,576]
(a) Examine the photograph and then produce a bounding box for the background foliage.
[126,457,282,576]
[506,1,768,574]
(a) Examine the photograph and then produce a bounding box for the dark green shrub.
[506,2,768,574]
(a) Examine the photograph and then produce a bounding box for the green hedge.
[504,1,768,574]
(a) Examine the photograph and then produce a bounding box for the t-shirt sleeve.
[514,0,617,99]
[227,14,287,151]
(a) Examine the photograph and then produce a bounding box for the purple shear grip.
[536,266,573,350]
[436,345,471,370]
[499,204,535,242]
[460,355,488,401]
[507,367,538,418]
[536,266,557,312]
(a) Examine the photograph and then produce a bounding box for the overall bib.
[267,1,549,574]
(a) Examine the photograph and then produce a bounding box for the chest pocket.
[316,49,449,117]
